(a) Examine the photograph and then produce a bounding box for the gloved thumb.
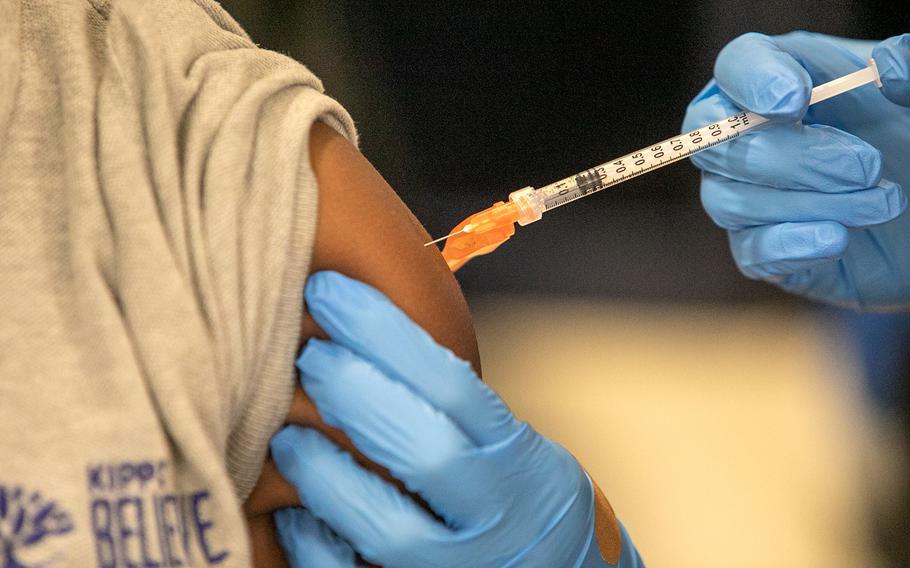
[873,34,910,106]
[714,33,813,121]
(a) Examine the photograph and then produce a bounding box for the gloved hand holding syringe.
[428,58,883,271]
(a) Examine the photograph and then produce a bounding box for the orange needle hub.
[441,202,521,271]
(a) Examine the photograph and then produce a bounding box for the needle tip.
[424,226,470,246]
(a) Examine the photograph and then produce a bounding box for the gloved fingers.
[270,426,450,566]
[771,268,856,309]
[304,271,521,446]
[701,173,906,230]
[728,221,849,280]
[298,339,484,520]
[713,32,813,121]
[275,507,359,568]
[681,79,735,130]
[774,225,910,310]
[823,36,876,60]
[283,386,406,491]
[714,31,879,123]
[872,34,910,106]
[684,91,883,192]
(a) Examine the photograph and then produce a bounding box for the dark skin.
[241,122,482,567]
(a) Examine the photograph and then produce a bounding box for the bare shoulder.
[304,121,480,372]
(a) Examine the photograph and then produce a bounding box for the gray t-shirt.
[0,1,356,566]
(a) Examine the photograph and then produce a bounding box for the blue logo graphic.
[0,485,73,568]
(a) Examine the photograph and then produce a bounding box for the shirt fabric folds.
[0,1,356,565]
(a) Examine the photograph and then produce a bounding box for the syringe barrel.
[508,186,545,226]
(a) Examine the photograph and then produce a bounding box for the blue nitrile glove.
[274,507,358,568]
[270,271,644,568]
[683,32,910,309]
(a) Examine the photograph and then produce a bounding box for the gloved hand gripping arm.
[270,271,645,567]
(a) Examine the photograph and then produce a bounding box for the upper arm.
[303,122,480,372]
[244,123,481,555]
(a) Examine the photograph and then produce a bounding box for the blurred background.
[220,1,910,566]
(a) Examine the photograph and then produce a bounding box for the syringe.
[427,59,883,271]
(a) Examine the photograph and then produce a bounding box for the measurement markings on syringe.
[429,60,880,266]
[541,112,757,211]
